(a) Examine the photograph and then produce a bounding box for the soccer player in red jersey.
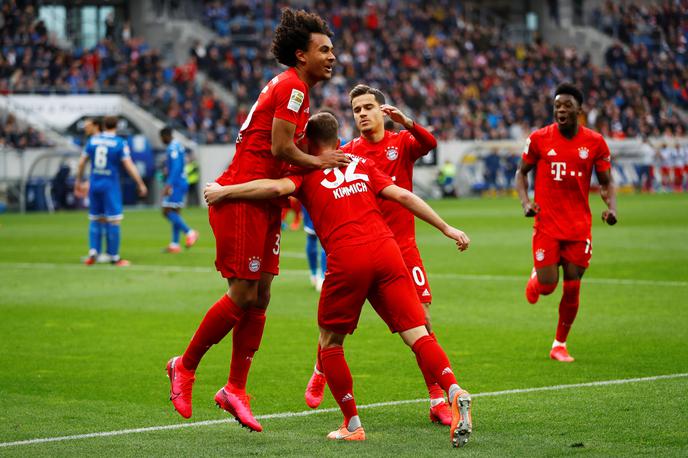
[165,8,349,431]
[515,83,618,363]
[205,112,473,447]
[302,84,453,424]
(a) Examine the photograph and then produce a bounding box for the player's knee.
[230,289,259,309]
[255,289,271,309]
[539,281,558,295]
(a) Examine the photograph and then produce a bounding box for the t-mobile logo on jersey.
[551,162,567,181]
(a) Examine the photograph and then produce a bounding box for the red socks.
[182,294,245,371]
[556,280,581,342]
[414,333,445,399]
[411,335,458,393]
[320,346,358,422]
[228,307,267,391]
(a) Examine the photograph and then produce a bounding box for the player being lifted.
[165,8,349,432]
[204,112,473,447]
[302,85,455,425]
[159,126,198,253]
[74,115,148,266]
[515,83,617,362]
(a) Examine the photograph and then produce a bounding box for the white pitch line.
[1,372,686,449]
[0,262,686,287]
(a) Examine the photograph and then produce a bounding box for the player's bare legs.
[399,326,472,448]
[549,262,586,362]
[318,329,365,440]
[418,303,452,425]
[526,264,559,304]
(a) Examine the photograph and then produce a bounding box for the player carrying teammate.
[159,126,198,253]
[204,112,473,447]
[165,8,349,432]
[515,83,617,362]
[74,115,148,266]
[303,84,453,424]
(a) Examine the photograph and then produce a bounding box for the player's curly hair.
[554,83,583,106]
[271,8,333,67]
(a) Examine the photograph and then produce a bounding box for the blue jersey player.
[302,204,327,291]
[160,127,198,252]
[74,116,148,266]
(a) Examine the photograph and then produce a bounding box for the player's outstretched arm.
[380,185,470,251]
[73,155,90,198]
[272,118,350,170]
[122,157,148,197]
[597,169,617,225]
[515,159,539,217]
[204,178,296,205]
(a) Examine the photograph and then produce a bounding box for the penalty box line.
[1,372,686,448]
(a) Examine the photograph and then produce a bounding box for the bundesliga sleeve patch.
[287,89,305,113]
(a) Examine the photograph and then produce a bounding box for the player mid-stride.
[515,83,617,362]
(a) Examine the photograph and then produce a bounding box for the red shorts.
[400,244,432,303]
[209,200,281,279]
[532,228,592,269]
[318,238,426,335]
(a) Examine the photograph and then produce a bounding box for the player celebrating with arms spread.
[165,8,349,431]
[303,85,454,425]
[515,83,617,362]
[205,112,473,447]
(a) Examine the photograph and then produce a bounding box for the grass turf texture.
[0,193,686,456]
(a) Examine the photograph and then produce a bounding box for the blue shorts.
[89,184,123,221]
[162,183,188,208]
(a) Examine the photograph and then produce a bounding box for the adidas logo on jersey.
[341,393,354,402]
[441,367,454,376]
[422,289,431,296]
[547,149,557,156]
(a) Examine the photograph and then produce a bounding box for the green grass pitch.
[0,193,686,456]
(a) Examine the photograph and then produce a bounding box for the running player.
[165,8,349,432]
[303,84,452,424]
[204,112,473,447]
[515,83,617,362]
[159,126,198,253]
[74,115,148,266]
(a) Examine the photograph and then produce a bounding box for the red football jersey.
[287,155,395,253]
[217,68,310,185]
[341,125,436,250]
[522,124,612,240]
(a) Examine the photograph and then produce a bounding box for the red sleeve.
[286,174,304,193]
[273,79,308,125]
[521,133,540,164]
[340,141,353,154]
[595,136,612,172]
[365,159,394,195]
[404,123,438,161]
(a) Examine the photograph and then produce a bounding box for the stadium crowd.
[0,113,51,149]
[0,0,231,144]
[1,0,687,144]
[196,0,688,141]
